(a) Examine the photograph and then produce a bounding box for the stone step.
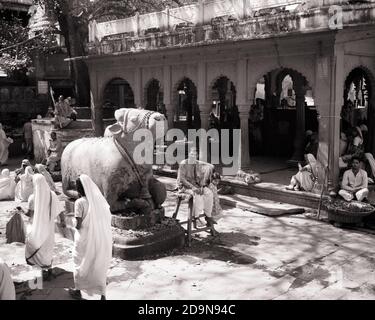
[153,168,321,209]
[74,107,91,119]
[112,223,185,260]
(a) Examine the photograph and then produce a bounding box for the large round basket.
[323,199,375,224]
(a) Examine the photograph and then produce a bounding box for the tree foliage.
[0,9,57,75]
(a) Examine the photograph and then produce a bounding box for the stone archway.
[342,67,375,154]
[145,78,163,112]
[252,68,318,164]
[209,76,240,159]
[172,77,199,134]
[103,78,135,110]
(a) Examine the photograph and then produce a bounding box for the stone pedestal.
[63,199,185,260]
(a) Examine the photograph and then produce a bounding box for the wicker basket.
[323,200,375,224]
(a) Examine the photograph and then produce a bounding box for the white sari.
[73,174,113,296]
[0,169,16,200]
[35,164,56,192]
[15,166,34,202]
[0,124,13,165]
[25,174,59,268]
[0,259,15,300]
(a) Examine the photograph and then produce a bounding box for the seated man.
[177,147,218,236]
[46,132,62,172]
[339,156,369,202]
[54,95,77,129]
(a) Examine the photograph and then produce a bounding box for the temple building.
[85,0,375,191]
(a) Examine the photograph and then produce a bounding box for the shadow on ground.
[15,267,78,300]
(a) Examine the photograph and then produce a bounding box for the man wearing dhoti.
[339,157,369,202]
[0,259,15,300]
[69,175,112,300]
[177,148,218,236]
[25,174,60,281]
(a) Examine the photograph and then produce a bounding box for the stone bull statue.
[61,108,168,214]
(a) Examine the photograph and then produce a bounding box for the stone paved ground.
[1,186,375,300]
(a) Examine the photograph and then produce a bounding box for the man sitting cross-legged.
[339,156,369,202]
[177,147,218,236]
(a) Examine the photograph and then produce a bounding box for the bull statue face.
[105,108,168,144]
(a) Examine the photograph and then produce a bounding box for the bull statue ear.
[106,123,123,136]
[114,109,126,122]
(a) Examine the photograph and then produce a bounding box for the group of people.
[285,125,373,204]
[337,124,374,202]
[0,168,113,300]
[0,159,56,202]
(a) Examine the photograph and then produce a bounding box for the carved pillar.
[238,104,251,171]
[163,65,173,129]
[289,74,307,163]
[134,67,143,109]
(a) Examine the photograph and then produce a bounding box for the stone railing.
[87,1,375,56]
[89,0,305,42]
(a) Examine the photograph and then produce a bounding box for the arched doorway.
[252,69,317,158]
[251,69,318,183]
[145,79,163,112]
[103,78,135,110]
[342,67,374,153]
[174,78,199,134]
[211,76,240,158]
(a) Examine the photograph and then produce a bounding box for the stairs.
[153,167,321,209]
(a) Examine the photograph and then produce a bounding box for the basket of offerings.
[323,198,375,224]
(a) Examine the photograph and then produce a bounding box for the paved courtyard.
[1,185,375,300]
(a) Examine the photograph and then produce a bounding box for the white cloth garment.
[0,259,15,300]
[339,169,369,202]
[365,153,375,179]
[193,187,214,218]
[25,174,59,268]
[35,164,56,192]
[339,188,369,202]
[0,169,16,200]
[73,174,112,296]
[15,166,34,202]
[0,124,13,165]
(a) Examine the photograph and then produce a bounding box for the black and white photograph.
[1,0,375,305]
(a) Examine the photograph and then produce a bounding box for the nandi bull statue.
[61,108,168,214]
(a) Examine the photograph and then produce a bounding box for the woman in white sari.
[69,174,112,300]
[0,123,13,166]
[0,259,15,300]
[15,166,34,202]
[35,164,56,192]
[25,174,59,280]
[0,169,16,200]
[287,154,318,192]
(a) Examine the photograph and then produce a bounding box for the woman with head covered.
[15,166,34,202]
[0,169,16,200]
[69,174,113,300]
[25,174,60,280]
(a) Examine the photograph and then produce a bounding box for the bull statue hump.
[61,108,168,214]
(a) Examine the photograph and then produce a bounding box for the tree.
[34,0,196,107]
[0,8,56,78]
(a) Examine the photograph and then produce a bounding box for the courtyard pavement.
[1,180,375,300]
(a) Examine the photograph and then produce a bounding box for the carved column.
[134,67,143,109]
[289,74,307,163]
[238,104,251,171]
